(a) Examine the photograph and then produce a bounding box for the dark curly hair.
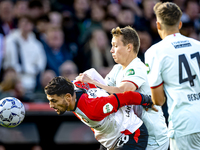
[44,76,74,96]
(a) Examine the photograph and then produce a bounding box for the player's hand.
[145,104,158,112]
[76,73,94,84]
[140,94,158,112]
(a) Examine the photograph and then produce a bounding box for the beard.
[57,110,66,115]
[57,101,69,115]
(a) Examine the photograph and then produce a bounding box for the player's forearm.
[92,80,123,94]
[114,91,152,108]
[152,95,166,106]
[151,85,166,106]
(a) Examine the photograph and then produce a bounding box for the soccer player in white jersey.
[44,76,155,149]
[77,26,169,150]
[145,2,200,150]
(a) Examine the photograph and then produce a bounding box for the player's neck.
[160,29,180,39]
[70,93,77,111]
[122,55,137,70]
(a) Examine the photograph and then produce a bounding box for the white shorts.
[146,139,169,150]
[170,132,200,150]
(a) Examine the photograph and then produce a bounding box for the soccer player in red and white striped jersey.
[44,76,154,150]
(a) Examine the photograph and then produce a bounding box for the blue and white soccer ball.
[0,97,25,128]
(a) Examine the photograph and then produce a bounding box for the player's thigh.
[171,132,200,150]
[116,124,148,150]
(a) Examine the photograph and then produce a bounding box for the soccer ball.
[0,97,25,128]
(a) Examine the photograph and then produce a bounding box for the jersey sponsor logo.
[125,106,131,117]
[171,40,192,49]
[125,69,135,76]
[103,103,113,114]
[88,89,97,98]
[145,63,150,74]
[187,92,200,102]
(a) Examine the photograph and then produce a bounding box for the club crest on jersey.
[145,63,150,74]
[103,103,113,114]
[125,69,135,76]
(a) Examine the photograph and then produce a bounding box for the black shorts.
[100,123,148,150]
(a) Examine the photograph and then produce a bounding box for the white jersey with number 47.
[145,33,200,139]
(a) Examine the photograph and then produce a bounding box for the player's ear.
[156,21,161,30]
[64,93,72,102]
[178,21,182,30]
[127,43,132,52]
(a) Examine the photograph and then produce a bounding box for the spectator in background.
[62,10,80,47]
[28,0,44,21]
[59,60,78,81]
[0,0,15,36]
[142,0,158,21]
[40,70,56,91]
[43,26,74,76]
[0,67,30,102]
[102,16,118,42]
[41,0,51,15]
[48,11,63,28]
[181,0,199,34]
[106,3,121,18]
[180,21,200,41]
[117,7,135,28]
[73,0,90,43]
[73,0,90,21]
[13,0,29,26]
[34,69,56,102]
[79,3,106,45]
[120,0,143,17]
[91,0,109,8]
[148,14,161,44]
[82,28,114,77]
[173,0,186,11]
[138,0,159,32]
[137,30,152,63]
[34,14,50,42]
[3,15,46,92]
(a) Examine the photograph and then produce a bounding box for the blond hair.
[111,26,140,54]
[154,2,182,26]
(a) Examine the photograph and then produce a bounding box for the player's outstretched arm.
[114,91,158,112]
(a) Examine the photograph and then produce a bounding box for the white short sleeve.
[122,67,146,89]
[105,64,121,86]
[145,46,163,87]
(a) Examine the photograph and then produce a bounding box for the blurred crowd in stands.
[0,0,199,103]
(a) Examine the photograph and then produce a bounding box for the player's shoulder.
[125,58,147,75]
[112,64,122,70]
[129,57,146,69]
[108,64,122,75]
[145,40,163,56]
[187,36,200,45]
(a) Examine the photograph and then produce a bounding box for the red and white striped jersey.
[73,81,143,149]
